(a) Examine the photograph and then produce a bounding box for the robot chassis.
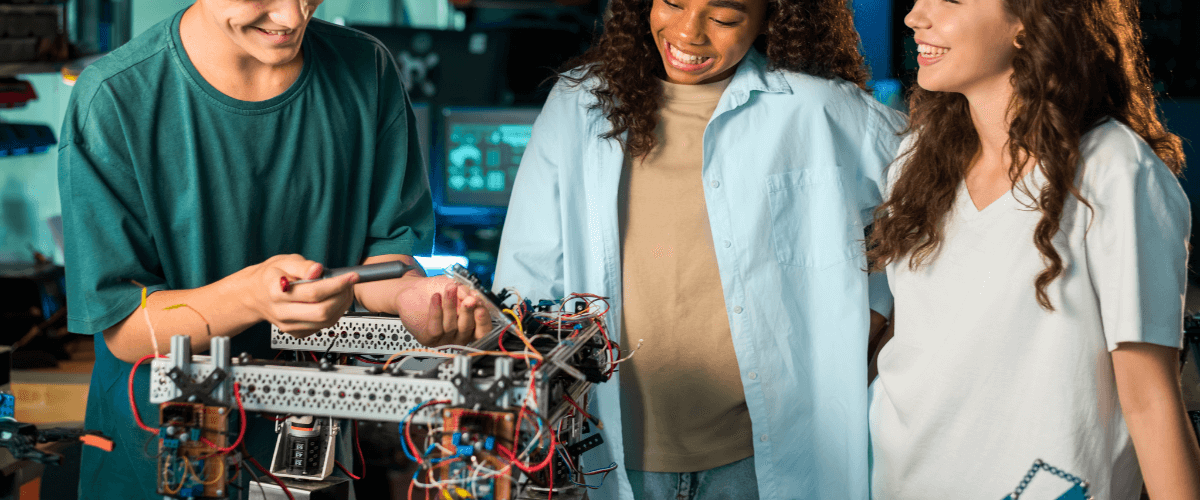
[148,266,610,500]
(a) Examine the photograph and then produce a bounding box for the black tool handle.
[323,261,420,283]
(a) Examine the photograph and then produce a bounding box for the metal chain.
[1009,459,1089,499]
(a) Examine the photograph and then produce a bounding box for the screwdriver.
[280,261,421,292]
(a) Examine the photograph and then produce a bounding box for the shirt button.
[710,179,720,188]
[723,240,731,248]
[733,306,743,314]
[748,371,757,380]
[760,434,769,442]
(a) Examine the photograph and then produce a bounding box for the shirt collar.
[718,49,792,112]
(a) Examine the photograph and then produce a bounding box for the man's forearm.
[103,277,262,363]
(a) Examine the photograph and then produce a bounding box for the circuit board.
[156,402,235,498]
[434,409,518,500]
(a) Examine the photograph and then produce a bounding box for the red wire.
[335,460,361,480]
[496,430,556,473]
[498,323,510,353]
[246,452,295,500]
[404,468,435,500]
[562,394,595,423]
[597,321,617,377]
[129,353,165,433]
[405,400,449,464]
[404,415,420,464]
[353,420,366,480]
[200,382,246,454]
[510,359,541,454]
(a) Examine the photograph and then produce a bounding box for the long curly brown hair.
[867,0,1185,310]
[559,0,869,158]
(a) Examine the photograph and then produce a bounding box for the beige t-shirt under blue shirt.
[619,75,754,472]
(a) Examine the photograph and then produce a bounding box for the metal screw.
[504,414,513,422]
[217,407,226,415]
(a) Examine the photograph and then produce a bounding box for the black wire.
[142,432,158,459]
[240,460,268,500]
[323,333,339,360]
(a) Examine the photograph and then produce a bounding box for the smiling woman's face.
[905,0,1023,97]
[649,0,768,85]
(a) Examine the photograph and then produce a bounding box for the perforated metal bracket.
[150,356,460,424]
[270,314,451,356]
[566,433,604,457]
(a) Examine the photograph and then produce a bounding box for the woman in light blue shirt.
[495,0,904,498]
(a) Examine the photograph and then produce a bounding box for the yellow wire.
[501,308,540,360]
[164,303,213,337]
[186,455,225,486]
[161,456,187,495]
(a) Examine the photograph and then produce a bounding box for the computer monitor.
[435,107,541,218]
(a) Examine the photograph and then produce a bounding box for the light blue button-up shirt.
[495,49,905,500]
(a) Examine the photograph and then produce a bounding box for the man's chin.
[243,46,304,67]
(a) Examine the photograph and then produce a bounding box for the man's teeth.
[259,28,291,36]
[669,44,710,65]
[917,44,949,56]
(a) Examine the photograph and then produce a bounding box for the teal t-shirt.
[58,9,432,499]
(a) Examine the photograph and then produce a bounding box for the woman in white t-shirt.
[866,0,1200,499]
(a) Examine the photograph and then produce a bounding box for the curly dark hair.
[867,0,1185,310]
[559,0,870,158]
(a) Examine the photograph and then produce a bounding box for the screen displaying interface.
[441,108,541,209]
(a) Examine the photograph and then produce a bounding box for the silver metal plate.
[150,356,458,423]
[270,315,443,355]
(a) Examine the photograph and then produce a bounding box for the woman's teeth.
[258,28,291,36]
[917,44,949,57]
[669,44,710,65]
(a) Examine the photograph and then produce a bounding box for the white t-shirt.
[869,120,1190,500]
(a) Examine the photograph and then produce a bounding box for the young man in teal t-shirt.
[58,1,487,498]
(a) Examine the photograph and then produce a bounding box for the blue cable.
[399,399,432,463]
